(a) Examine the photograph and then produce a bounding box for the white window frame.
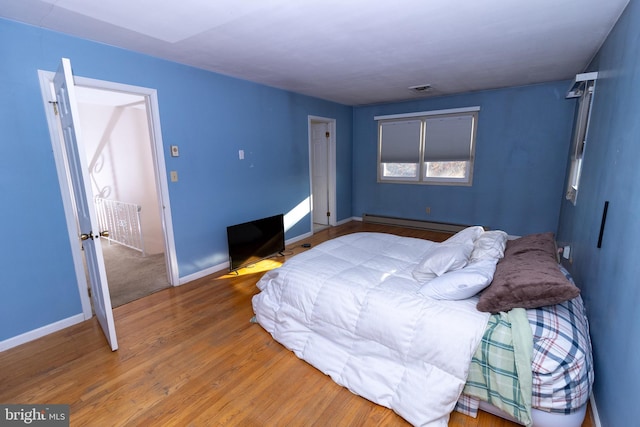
[566,79,596,205]
[376,107,479,186]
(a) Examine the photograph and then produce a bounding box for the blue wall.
[0,18,352,342]
[352,83,576,236]
[3,10,638,424]
[557,0,639,425]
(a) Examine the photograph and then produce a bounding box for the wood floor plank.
[0,221,593,426]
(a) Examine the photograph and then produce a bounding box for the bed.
[251,227,593,427]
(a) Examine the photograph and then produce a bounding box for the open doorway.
[75,86,169,307]
[309,116,337,233]
[39,69,178,318]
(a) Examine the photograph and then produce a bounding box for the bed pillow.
[477,233,580,313]
[470,230,508,262]
[442,226,485,245]
[412,241,473,282]
[504,231,557,258]
[419,259,497,300]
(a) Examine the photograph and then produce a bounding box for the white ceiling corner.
[39,0,280,42]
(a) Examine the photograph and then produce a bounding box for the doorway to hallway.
[75,86,170,307]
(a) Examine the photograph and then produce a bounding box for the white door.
[311,122,330,226]
[54,58,118,351]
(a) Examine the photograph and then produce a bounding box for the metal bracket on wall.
[597,201,609,248]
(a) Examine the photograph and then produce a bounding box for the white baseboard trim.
[178,261,227,285]
[178,233,315,286]
[286,231,312,244]
[340,216,361,224]
[0,313,85,352]
[590,394,602,427]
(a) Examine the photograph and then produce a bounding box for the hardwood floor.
[0,221,594,426]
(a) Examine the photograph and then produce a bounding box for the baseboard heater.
[362,214,470,234]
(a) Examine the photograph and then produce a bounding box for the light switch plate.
[170,171,178,182]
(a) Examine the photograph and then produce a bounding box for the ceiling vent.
[409,84,433,93]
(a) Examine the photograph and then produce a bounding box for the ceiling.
[0,0,630,106]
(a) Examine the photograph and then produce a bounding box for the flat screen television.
[226,214,285,272]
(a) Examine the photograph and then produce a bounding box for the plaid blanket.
[456,282,594,423]
[460,308,533,426]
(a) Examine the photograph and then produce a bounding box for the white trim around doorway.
[308,115,337,233]
[38,70,179,320]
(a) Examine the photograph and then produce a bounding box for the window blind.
[379,120,421,163]
[423,115,474,162]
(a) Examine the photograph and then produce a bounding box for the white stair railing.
[95,197,146,256]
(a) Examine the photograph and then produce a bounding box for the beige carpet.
[101,243,169,307]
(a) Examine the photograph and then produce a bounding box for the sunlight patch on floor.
[216,259,283,280]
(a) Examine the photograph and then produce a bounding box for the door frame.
[38,70,179,320]
[308,115,337,231]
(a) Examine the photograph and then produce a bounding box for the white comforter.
[252,232,490,426]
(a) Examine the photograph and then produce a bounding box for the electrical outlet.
[425,207,431,215]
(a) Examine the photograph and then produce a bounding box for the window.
[566,78,596,205]
[376,107,479,185]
